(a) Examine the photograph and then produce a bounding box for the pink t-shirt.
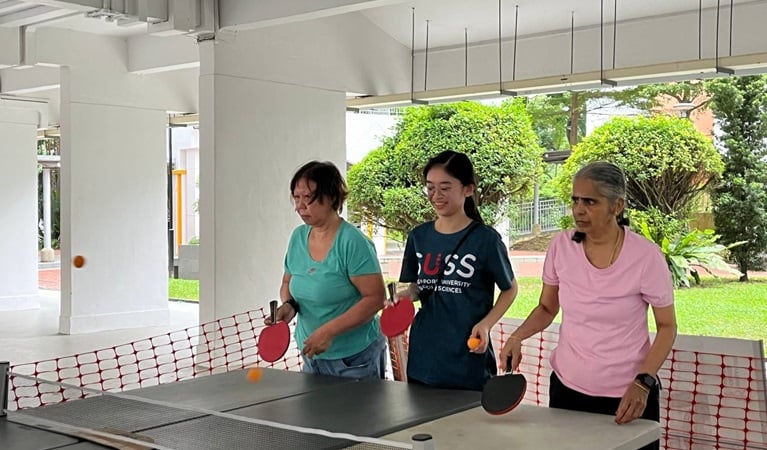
[544,228,674,397]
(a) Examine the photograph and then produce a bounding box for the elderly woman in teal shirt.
[268,160,387,379]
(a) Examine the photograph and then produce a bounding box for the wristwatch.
[284,298,300,313]
[635,373,657,390]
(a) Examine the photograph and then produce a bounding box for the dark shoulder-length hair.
[290,161,348,213]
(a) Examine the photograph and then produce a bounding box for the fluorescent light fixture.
[507,72,614,96]
[346,93,427,111]
[605,59,727,87]
[415,83,513,104]
[344,52,767,110]
[717,52,767,76]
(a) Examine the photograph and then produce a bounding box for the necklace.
[586,227,623,268]
[607,227,623,266]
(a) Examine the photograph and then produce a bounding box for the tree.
[347,101,543,234]
[525,81,709,150]
[557,115,724,219]
[707,76,767,280]
[617,81,710,118]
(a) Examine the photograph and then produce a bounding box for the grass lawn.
[168,279,199,301]
[505,276,767,347]
[170,276,767,346]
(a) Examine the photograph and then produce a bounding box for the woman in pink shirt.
[500,162,677,450]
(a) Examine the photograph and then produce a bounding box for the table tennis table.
[2,367,660,449]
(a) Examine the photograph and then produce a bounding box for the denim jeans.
[302,334,387,380]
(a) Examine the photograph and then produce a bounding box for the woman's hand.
[615,381,650,424]
[302,326,334,358]
[263,302,296,325]
[468,320,492,354]
[499,335,523,372]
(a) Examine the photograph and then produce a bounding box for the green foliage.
[637,221,742,288]
[707,76,767,279]
[557,115,724,218]
[525,94,571,149]
[348,101,544,234]
[628,208,686,245]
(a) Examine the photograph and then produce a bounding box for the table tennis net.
[8,373,414,450]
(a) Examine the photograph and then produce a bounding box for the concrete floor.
[0,290,199,366]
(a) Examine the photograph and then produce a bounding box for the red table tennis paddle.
[380,283,414,338]
[481,356,527,415]
[258,300,290,363]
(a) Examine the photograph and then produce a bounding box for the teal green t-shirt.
[284,220,382,360]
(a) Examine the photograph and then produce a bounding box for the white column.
[0,108,39,311]
[39,167,55,262]
[198,39,346,323]
[58,66,170,334]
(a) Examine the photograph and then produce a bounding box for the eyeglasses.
[423,184,455,197]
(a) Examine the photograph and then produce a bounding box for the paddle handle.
[386,282,396,303]
[269,300,278,323]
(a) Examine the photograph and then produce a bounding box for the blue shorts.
[302,334,387,380]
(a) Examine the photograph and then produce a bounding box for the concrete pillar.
[58,66,170,334]
[198,39,346,323]
[0,108,39,311]
[39,167,55,262]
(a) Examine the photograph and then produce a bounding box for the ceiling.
[2,0,759,49]
[362,0,756,51]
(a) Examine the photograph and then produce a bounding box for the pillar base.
[39,247,55,262]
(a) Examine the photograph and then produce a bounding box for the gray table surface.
[384,404,661,450]
[4,368,480,449]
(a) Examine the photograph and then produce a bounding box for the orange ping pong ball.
[73,255,86,268]
[247,367,263,383]
[467,337,481,350]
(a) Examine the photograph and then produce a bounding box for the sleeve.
[345,229,382,277]
[541,233,561,286]
[283,227,300,276]
[640,244,674,308]
[486,229,514,291]
[398,232,419,283]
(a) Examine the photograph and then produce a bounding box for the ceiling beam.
[0,5,73,26]
[219,0,409,31]
[16,0,101,11]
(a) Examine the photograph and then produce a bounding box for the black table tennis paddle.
[257,300,290,363]
[481,356,527,415]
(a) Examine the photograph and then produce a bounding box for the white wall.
[0,108,39,310]
[198,40,346,322]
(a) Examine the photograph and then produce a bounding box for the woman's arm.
[469,279,519,353]
[639,304,677,376]
[499,283,560,370]
[301,273,385,357]
[615,303,677,424]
